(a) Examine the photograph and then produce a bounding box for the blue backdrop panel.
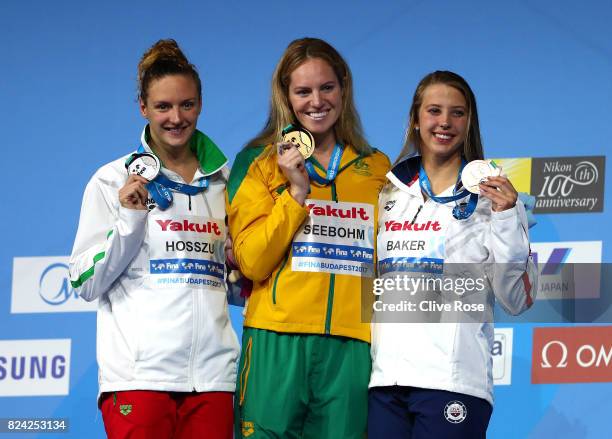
[1,1,610,437]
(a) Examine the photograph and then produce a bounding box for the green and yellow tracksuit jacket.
[227,144,390,343]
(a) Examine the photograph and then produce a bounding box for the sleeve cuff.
[118,206,148,234]
[491,205,518,221]
[280,190,310,219]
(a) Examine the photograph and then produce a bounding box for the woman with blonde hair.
[227,37,390,438]
[69,39,239,439]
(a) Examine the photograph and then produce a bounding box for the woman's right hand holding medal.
[119,175,150,210]
[277,142,309,205]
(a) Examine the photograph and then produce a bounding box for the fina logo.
[38,263,79,306]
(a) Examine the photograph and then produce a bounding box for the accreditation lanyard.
[305,143,344,185]
[418,160,478,220]
[137,144,208,210]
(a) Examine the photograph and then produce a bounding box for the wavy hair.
[246,37,371,155]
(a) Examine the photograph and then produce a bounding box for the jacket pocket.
[271,253,289,305]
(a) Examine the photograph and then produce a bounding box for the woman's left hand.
[479,176,518,212]
[225,235,238,269]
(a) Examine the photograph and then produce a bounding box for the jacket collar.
[306,144,368,177]
[388,151,469,199]
[140,125,228,177]
[386,151,423,198]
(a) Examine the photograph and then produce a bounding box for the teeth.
[435,133,451,140]
[307,111,328,120]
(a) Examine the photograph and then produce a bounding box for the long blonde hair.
[396,70,484,163]
[246,37,372,155]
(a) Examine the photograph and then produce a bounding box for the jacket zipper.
[410,204,423,224]
[188,289,200,391]
[324,181,339,334]
[324,273,336,333]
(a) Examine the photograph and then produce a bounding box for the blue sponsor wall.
[1,0,611,437]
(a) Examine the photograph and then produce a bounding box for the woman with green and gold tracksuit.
[227,37,390,438]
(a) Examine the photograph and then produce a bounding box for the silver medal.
[461,160,501,194]
[127,153,161,181]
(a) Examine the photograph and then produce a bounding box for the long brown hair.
[246,37,372,155]
[137,39,201,104]
[396,70,484,163]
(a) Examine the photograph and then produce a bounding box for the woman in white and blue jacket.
[368,71,537,439]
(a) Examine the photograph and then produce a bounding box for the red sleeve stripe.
[522,271,533,307]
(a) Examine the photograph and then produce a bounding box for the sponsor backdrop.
[1,1,611,438]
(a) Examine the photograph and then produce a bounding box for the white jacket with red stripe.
[369,155,537,405]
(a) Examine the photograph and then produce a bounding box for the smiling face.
[287,58,342,148]
[416,83,468,162]
[139,74,201,153]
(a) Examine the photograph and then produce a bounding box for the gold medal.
[281,125,315,159]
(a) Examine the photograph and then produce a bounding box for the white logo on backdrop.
[540,340,612,369]
[11,256,97,314]
[492,327,513,386]
[0,339,71,397]
[538,161,599,198]
[530,241,602,300]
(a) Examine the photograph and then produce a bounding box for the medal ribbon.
[418,160,478,220]
[305,143,344,185]
[136,144,209,210]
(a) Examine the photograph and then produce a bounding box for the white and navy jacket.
[69,127,239,397]
[369,154,537,405]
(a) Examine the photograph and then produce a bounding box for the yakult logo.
[532,326,612,383]
[307,204,369,221]
[385,220,441,232]
[156,219,221,235]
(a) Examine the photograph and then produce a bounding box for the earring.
[415,126,420,131]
